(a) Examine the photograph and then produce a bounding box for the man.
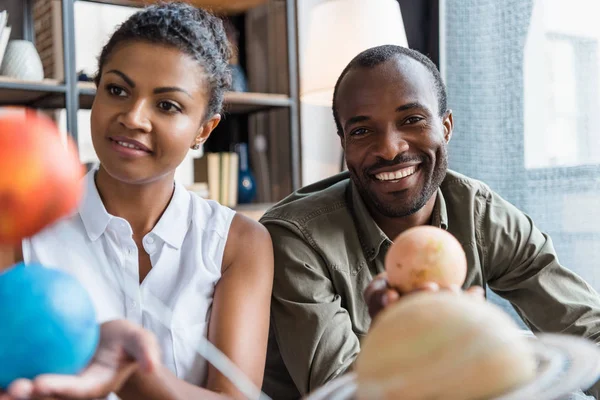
[261,45,600,399]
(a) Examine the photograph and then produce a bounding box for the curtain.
[443,0,600,326]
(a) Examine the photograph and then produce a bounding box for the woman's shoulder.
[217,212,273,278]
[187,192,236,237]
[189,192,233,215]
[185,190,271,249]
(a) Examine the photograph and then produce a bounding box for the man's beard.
[350,146,448,219]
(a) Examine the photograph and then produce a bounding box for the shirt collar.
[431,187,449,231]
[350,183,449,262]
[79,167,192,249]
[150,180,191,249]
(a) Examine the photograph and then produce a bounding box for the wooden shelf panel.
[80,0,268,14]
[78,82,291,114]
[0,79,291,114]
[78,82,96,109]
[224,92,292,113]
[0,77,66,108]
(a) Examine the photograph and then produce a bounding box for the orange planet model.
[0,109,84,244]
[385,225,468,293]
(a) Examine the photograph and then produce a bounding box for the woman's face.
[91,40,220,184]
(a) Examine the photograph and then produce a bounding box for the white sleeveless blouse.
[22,168,235,388]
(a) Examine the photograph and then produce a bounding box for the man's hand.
[364,272,485,320]
[1,319,161,400]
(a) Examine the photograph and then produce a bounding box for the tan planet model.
[356,292,537,400]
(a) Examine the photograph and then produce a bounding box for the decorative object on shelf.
[251,133,271,203]
[224,19,248,92]
[301,0,408,106]
[0,40,44,81]
[77,70,94,82]
[236,142,256,204]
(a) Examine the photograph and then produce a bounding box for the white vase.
[0,40,44,81]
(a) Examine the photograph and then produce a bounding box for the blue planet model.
[0,262,99,389]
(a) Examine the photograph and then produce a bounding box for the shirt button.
[129,301,137,309]
[127,247,135,256]
[145,236,155,245]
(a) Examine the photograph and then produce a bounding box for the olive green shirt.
[260,170,600,399]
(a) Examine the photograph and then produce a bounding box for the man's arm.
[265,222,360,396]
[482,190,600,397]
[482,190,600,340]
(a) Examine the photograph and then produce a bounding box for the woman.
[1,2,273,399]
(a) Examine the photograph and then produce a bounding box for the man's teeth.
[117,141,142,150]
[375,166,417,181]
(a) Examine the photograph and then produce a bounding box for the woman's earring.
[191,143,201,150]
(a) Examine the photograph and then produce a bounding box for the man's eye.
[405,116,424,124]
[350,128,369,136]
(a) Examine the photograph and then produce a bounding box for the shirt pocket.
[171,321,209,386]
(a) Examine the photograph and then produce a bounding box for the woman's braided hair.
[95,1,232,119]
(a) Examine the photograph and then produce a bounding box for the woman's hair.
[95,1,232,118]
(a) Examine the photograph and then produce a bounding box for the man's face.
[336,56,453,218]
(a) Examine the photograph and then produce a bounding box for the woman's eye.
[158,101,182,113]
[106,85,127,97]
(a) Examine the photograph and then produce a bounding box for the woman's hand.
[2,319,161,400]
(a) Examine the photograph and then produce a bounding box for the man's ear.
[442,110,454,144]
[191,114,222,149]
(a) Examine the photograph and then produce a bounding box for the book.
[193,151,239,208]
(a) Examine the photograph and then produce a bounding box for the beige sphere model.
[385,226,468,293]
[356,292,537,400]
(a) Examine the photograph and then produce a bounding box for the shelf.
[0,78,291,114]
[224,92,293,114]
[79,0,269,14]
[78,82,292,114]
[0,77,66,108]
[78,82,96,109]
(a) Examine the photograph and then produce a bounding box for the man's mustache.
[365,155,425,175]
